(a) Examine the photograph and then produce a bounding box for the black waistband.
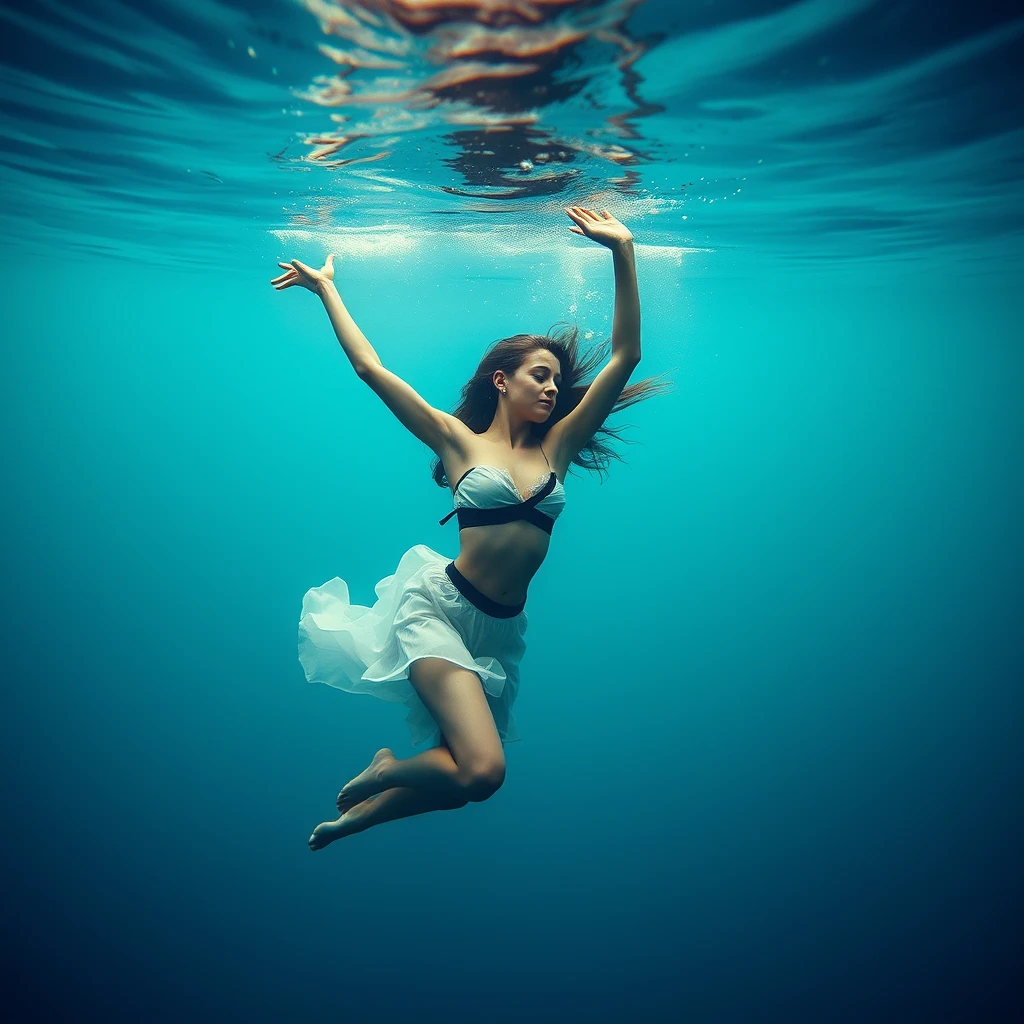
[444,561,525,618]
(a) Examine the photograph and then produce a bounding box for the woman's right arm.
[271,254,463,457]
[272,254,382,376]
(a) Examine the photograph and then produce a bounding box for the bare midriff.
[441,433,561,608]
[453,520,551,606]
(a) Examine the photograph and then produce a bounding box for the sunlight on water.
[0,0,1020,267]
[290,0,652,191]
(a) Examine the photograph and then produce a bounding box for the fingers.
[565,208,593,236]
[272,255,328,289]
[566,205,617,222]
[273,254,334,287]
[290,258,315,276]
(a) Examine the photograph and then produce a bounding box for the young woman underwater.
[272,207,670,850]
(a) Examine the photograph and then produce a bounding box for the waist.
[445,561,525,618]
[456,528,546,601]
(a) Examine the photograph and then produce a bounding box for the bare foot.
[308,796,379,851]
[337,748,395,813]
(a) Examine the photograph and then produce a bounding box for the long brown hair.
[430,323,674,488]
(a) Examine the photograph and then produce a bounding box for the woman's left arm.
[546,209,642,465]
[609,239,641,364]
[565,206,641,364]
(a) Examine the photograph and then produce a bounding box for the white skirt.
[297,544,529,747]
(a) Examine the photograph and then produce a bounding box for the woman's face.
[503,350,562,418]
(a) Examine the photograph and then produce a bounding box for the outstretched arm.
[271,254,383,376]
[546,208,642,464]
[271,254,459,455]
[566,206,641,365]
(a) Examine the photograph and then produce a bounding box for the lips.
[538,399,552,407]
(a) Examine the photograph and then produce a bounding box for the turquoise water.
[3,1,1021,1020]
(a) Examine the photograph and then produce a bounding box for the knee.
[458,758,506,802]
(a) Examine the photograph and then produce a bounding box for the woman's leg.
[308,658,506,850]
[308,784,469,849]
[337,657,506,808]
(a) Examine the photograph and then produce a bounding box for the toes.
[308,823,332,850]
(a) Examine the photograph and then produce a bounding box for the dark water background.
[2,1,1021,1020]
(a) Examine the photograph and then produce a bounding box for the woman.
[272,207,669,850]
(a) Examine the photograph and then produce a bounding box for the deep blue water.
[2,1,1021,1021]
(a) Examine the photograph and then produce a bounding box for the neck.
[484,406,536,449]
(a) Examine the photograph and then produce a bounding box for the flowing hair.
[430,323,675,488]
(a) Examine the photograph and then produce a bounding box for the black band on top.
[438,471,558,532]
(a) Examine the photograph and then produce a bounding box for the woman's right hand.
[271,253,335,293]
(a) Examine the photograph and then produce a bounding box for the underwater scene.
[2,0,1021,1020]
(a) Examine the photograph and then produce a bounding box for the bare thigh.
[408,657,505,774]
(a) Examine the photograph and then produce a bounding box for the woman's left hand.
[565,207,633,249]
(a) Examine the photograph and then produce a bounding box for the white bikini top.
[438,449,566,535]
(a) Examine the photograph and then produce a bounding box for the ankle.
[374,758,393,787]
